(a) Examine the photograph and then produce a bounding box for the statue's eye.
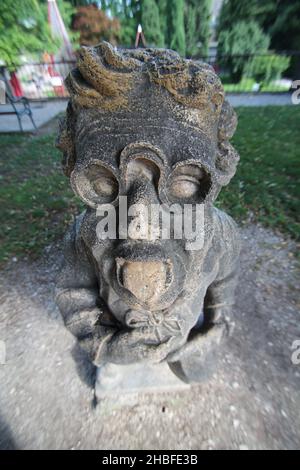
[167,164,211,203]
[71,163,119,207]
[88,165,119,200]
[93,176,116,197]
[168,174,200,198]
[86,164,119,202]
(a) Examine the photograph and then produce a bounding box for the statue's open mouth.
[116,258,173,305]
[106,242,187,311]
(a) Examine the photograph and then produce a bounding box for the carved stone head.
[57,42,239,330]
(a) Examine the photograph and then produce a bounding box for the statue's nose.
[126,178,160,242]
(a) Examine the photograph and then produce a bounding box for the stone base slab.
[95,361,190,401]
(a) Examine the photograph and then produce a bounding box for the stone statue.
[56,42,240,389]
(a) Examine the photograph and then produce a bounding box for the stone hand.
[96,325,183,366]
[166,321,228,363]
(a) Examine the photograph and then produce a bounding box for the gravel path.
[0,224,299,450]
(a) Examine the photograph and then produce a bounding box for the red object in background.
[47,64,55,77]
[10,72,23,97]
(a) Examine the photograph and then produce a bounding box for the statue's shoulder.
[65,210,85,241]
[74,211,86,237]
[63,210,87,254]
[211,207,240,248]
[76,209,99,252]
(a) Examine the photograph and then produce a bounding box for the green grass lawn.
[223,78,290,93]
[217,106,300,239]
[0,133,84,264]
[0,105,299,264]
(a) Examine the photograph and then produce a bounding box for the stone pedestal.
[95,362,190,401]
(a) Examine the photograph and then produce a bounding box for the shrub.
[141,0,164,48]
[244,54,291,85]
[218,21,270,82]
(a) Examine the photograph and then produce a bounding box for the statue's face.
[70,108,218,317]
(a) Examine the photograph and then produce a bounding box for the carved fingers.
[166,322,228,363]
[64,306,119,364]
[96,327,183,366]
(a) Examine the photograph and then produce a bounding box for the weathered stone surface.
[96,362,189,401]
[55,42,241,389]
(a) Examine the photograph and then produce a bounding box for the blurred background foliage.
[0,0,59,66]
[217,0,300,82]
[1,1,299,64]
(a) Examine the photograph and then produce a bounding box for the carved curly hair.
[57,42,239,185]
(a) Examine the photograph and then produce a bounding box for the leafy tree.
[196,0,212,57]
[265,0,300,79]
[218,21,270,82]
[185,3,198,57]
[217,0,300,55]
[262,0,300,80]
[216,0,300,81]
[99,1,140,47]
[167,0,186,56]
[185,0,212,57]
[157,0,168,47]
[244,54,291,85]
[217,0,276,34]
[71,4,120,46]
[266,0,300,51]
[0,0,59,66]
[141,0,164,47]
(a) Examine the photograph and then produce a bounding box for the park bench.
[0,68,37,132]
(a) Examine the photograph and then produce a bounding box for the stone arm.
[167,213,241,364]
[203,212,241,333]
[202,255,239,332]
[55,218,118,364]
